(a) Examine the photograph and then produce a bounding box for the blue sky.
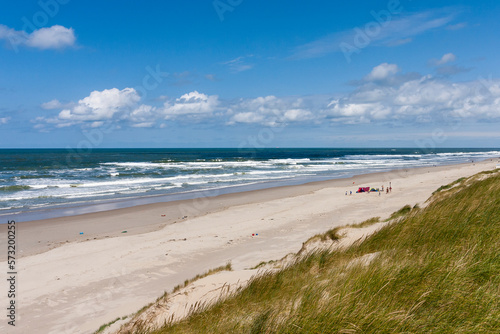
[1,0,499,148]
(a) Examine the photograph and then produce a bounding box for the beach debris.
[79,232,84,235]
[121,230,127,233]
[182,216,188,219]
[161,214,166,217]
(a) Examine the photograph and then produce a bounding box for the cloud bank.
[35,62,500,130]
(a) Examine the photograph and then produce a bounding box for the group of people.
[345,183,392,196]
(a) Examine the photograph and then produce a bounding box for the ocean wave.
[269,158,311,165]
[20,174,55,179]
[435,151,500,157]
[101,160,274,170]
[344,154,423,160]
[0,185,31,192]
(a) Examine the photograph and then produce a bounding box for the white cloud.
[129,104,158,126]
[26,25,76,50]
[132,122,155,128]
[58,88,140,122]
[0,117,10,124]
[222,56,254,73]
[37,88,140,128]
[291,9,457,59]
[36,90,220,129]
[231,112,265,124]
[205,74,217,81]
[365,63,400,81]
[325,72,500,124]
[162,91,219,118]
[428,53,469,76]
[432,53,456,66]
[41,99,64,110]
[0,24,76,50]
[228,96,313,126]
[0,25,21,45]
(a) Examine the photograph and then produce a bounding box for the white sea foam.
[269,158,311,164]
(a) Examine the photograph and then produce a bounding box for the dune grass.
[172,262,232,293]
[349,216,381,228]
[94,317,122,333]
[133,170,500,333]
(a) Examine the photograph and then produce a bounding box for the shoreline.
[2,150,498,224]
[0,158,498,333]
[0,163,451,224]
[0,159,491,259]
[0,171,372,224]
[0,159,498,260]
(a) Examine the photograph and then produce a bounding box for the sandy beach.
[0,159,498,334]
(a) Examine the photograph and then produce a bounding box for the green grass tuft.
[171,263,232,294]
[386,204,413,221]
[94,317,120,333]
[349,216,380,228]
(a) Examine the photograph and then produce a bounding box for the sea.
[1,148,499,222]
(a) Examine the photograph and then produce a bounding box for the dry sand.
[0,159,498,334]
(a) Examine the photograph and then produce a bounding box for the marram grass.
[135,170,500,333]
